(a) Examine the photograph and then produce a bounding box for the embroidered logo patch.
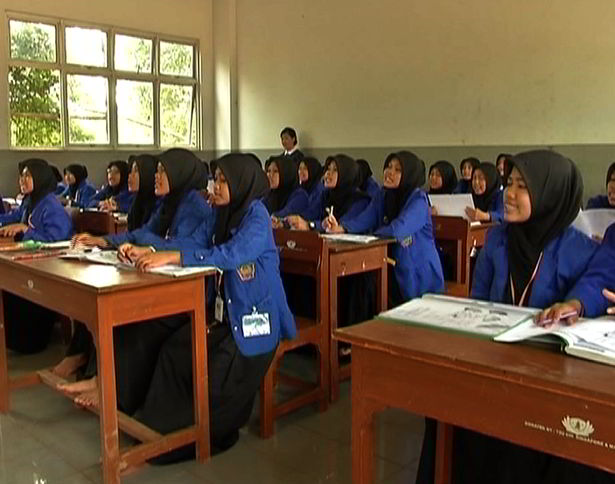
[401,235,413,247]
[237,263,256,281]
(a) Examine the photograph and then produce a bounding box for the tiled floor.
[1,339,424,484]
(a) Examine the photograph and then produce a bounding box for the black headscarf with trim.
[471,162,501,212]
[299,157,323,194]
[126,154,159,231]
[505,150,583,305]
[323,154,368,219]
[65,164,88,199]
[264,156,299,214]
[107,160,129,196]
[428,160,458,195]
[383,151,426,223]
[155,148,206,237]
[22,158,57,218]
[214,153,270,245]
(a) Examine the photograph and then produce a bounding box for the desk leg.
[376,249,388,312]
[0,291,8,412]
[96,314,121,484]
[329,272,340,402]
[191,280,210,462]
[435,421,453,484]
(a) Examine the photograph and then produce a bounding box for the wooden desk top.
[0,254,213,294]
[326,238,393,253]
[335,319,615,402]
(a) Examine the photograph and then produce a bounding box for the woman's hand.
[0,223,28,238]
[123,244,155,263]
[271,216,284,229]
[603,288,615,315]
[98,198,117,212]
[135,251,181,272]
[286,215,309,231]
[465,207,490,222]
[430,206,438,216]
[323,214,344,233]
[72,232,108,248]
[535,299,582,328]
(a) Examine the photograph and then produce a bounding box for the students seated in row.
[586,162,615,209]
[495,152,512,178]
[428,160,458,195]
[51,154,160,380]
[453,156,479,193]
[416,150,611,484]
[87,160,134,212]
[356,159,381,199]
[280,126,304,166]
[63,164,96,208]
[0,159,74,355]
[288,154,370,230]
[115,153,294,461]
[265,156,308,224]
[298,156,324,207]
[325,151,445,306]
[465,162,504,223]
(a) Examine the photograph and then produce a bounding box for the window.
[7,16,200,149]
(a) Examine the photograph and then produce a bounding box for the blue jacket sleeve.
[114,190,136,213]
[181,204,269,270]
[374,191,430,240]
[0,207,23,226]
[22,201,74,242]
[342,196,380,234]
[73,183,97,208]
[274,188,309,218]
[470,228,499,301]
[489,190,505,223]
[87,186,110,208]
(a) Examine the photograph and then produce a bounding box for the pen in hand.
[535,310,579,327]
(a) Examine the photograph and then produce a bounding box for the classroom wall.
[233,0,615,198]
[0,0,215,194]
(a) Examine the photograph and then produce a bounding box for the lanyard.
[510,252,543,307]
[215,268,223,295]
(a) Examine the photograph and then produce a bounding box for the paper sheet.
[428,194,475,221]
[321,234,379,244]
[572,209,615,239]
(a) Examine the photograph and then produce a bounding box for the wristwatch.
[308,221,316,230]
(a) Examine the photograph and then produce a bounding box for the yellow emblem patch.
[237,263,256,281]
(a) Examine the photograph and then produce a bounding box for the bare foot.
[74,386,99,408]
[57,376,97,394]
[52,354,87,378]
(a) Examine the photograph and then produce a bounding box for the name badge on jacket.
[242,307,271,337]
[237,262,256,281]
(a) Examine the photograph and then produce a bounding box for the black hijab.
[323,154,368,219]
[471,162,501,212]
[383,151,426,223]
[126,154,159,231]
[107,160,129,196]
[22,159,57,217]
[428,160,458,195]
[606,162,615,189]
[50,165,62,183]
[300,157,323,194]
[155,148,206,237]
[65,164,88,198]
[460,157,480,178]
[264,156,299,214]
[506,150,583,305]
[214,153,270,245]
[356,159,373,192]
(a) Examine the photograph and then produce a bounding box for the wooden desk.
[0,255,213,484]
[336,320,615,484]
[326,239,391,402]
[72,210,128,235]
[432,216,493,297]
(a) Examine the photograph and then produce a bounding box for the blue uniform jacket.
[301,181,325,219]
[303,188,370,229]
[487,190,505,223]
[55,183,67,196]
[70,180,97,208]
[0,199,29,226]
[180,200,296,357]
[273,187,309,218]
[104,190,212,248]
[88,185,135,213]
[21,193,74,242]
[363,177,381,200]
[471,224,602,315]
[586,195,614,210]
[343,188,445,300]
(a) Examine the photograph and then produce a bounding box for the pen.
[536,310,579,326]
[12,250,66,261]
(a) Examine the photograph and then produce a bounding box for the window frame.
[6,12,201,150]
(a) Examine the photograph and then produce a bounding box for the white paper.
[321,234,379,244]
[428,194,475,221]
[572,209,615,239]
[380,294,535,336]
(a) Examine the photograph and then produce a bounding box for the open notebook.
[379,294,615,366]
[61,249,216,277]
